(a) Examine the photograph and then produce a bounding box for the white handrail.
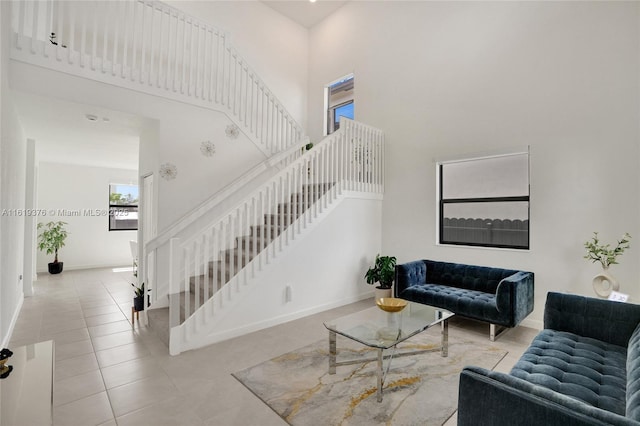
[10,0,304,156]
[146,137,309,252]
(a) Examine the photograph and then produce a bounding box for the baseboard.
[36,263,132,274]
[2,294,24,348]
[182,292,373,352]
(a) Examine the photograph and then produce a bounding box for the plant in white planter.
[37,221,68,274]
[365,254,397,299]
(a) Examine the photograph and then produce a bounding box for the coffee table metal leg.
[329,330,336,374]
[377,348,383,402]
[441,318,449,357]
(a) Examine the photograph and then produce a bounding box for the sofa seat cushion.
[398,284,508,325]
[511,329,627,416]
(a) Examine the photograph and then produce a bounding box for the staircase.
[147,182,333,345]
[8,0,386,355]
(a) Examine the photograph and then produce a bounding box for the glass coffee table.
[323,301,453,402]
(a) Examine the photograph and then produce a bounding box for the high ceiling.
[262,0,348,28]
[14,92,145,170]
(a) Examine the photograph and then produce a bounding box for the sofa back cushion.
[425,260,518,294]
[627,323,640,420]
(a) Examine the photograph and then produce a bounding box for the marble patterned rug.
[233,328,507,425]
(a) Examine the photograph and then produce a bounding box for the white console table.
[0,340,54,426]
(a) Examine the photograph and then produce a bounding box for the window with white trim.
[109,184,138,231]
[438,151,530,249]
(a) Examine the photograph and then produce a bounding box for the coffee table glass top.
[323,301,453,349]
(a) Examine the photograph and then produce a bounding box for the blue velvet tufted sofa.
[394,260,534,340]
[458,292,640,426]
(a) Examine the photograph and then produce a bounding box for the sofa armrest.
[459,366,636,426]
[495,271,534,326]
[394,260,427,297]
[544,292,640,347]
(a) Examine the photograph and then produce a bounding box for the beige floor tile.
[53,391,114,426]
[54,369,105,406]
[115,395,205,426]
[95,342,150,368]
[82,304,121,318]
[44,327,91,345]
[101,356,162,389]
[55,352,100,381]
[91,329,141,352]
[89,320,133,338]
[41,317,87,335]
[107,374,178,417]
[55,339,95,361]
[85,311,127,327]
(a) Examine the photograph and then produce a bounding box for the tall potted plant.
[365,254,397,300]
[37,221,68,274]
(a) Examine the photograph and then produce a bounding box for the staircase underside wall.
[181,196,382,350]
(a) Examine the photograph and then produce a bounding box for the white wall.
[36,162,138,271]
[309,1,640,327]
[167,1,309,130]
[0,1,26,346]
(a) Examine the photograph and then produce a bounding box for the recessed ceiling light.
[86,114,98,122]
[309,0,317,3]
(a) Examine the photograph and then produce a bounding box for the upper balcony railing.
[10,0,304,156]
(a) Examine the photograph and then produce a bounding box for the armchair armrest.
[459,366,635,426]
[495,271,534,326]
[544,292,640,347]
[394,260,427,297]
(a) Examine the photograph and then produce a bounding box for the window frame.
[330,99,354,133]
[108,184,139,232]
[437,151,530,250]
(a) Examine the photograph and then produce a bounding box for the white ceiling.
[262,0,348,28]
[14,93,144,171]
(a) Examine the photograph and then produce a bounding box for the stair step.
[236,235,271,251]
[250,224,283,238]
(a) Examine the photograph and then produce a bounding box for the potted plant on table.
[584,232,631,298]
[132,281,146,312]
[365,254,397,300]
[37,221,68,274]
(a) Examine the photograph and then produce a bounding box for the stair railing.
[141,138,308,309]
[10,0,304,155]
[166,118,384,354]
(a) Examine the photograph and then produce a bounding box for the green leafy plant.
[37,221,68,263]
[365,254,397,289]
[131,281,145,298]
[584,232,631,269]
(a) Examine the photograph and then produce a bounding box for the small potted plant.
[132,281,146,312]
[584,232,631,298]
[37,221,68,274]
[365,254,397,300]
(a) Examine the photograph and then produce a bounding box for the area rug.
[233,328,507,426]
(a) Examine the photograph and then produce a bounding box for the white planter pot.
[592,268,619,298]
[374,287,392,301]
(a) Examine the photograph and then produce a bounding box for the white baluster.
[30,1,39,54]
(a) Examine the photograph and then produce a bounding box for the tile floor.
[8,267,539,425]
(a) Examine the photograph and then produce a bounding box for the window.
[109,184,138,231]
[325,74,354,135]
[438,151,530,249]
